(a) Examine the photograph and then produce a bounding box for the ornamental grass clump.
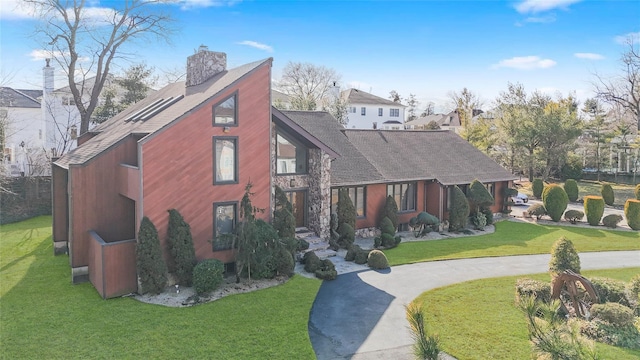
[601,184,615,206]
[583,196,604,226]
[406,302,440,360]
[542,184,568,222]
[564,179,579,202]
[624,199,640,230]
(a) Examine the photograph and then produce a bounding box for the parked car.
[510,196,525,205]
[516,193,529,203]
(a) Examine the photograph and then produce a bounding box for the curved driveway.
[308,251,640,360]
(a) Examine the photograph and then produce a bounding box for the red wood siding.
[355,181,428,230]
[117,164,140,200]
[52,165,68,244]
[425,181,442,218]
[88,231,137,299]
[141,63,272,265]
[68,135,138,268]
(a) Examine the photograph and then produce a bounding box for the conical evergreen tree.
[136,217,167,294]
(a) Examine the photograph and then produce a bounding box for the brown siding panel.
[141,63,272,264]
[89,231,137,299]
[52,165,69,244]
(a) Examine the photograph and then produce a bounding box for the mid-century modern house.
[52,47,515,299]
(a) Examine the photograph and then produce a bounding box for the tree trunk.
[528,148,535,182]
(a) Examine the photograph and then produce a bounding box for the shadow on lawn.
[309,270,395,360]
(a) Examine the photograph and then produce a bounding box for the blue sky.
[1,0,638,112]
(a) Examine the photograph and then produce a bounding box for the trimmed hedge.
[448,185,470,232]
[590,302,635,327]
[602,214,623,228]
[584,196,605,226]
[542,184,568,222]
[193,259,224,295]
[624,199,640,230]
[590,277,637,309]
[136,217,168,294]
[601,184,615,206]
[563,179,579,202]
[532,178,544,199]
[549,236,580,274]
[635,184,640,200]
[527,203,546,220]
[563,210,584,224]
[367,250,390,269]
[515,278,551,303]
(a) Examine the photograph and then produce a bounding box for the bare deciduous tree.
[25,0,174,135]
[448,87,483,130]
[594,36,640,130]
[276,62,340,111]
[406,94,419,122]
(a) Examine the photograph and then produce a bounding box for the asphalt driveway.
[308,251,640,360]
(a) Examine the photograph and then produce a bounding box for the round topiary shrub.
[584,196,605,226]
[193,259,224,295]
[345,244,361,262]
[303,251,322,273]
[515,278,551,303]
[367,249,389,269]
[635,184,640,200]
[297,238,310,251]
[532,179,544,199]
[601,184,615,206]
[315,259,337,280]
[624,199,640,230]
[542,184,568,222]
[563,179,579,202]
[354,248,371,264]
[338,222,355,249]
[276,247,295,276]
[590,302,635,327]
[549,236,580,274]
[527,203,547,220]
[563,210,584,224]
[602,214,623,228]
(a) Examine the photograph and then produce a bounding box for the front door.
[287,191,307,228]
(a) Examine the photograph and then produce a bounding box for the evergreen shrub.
[543,184,568,222]
[590,277,636,309]
[635,184,640,200]
[338,222,355,249]
[315,259,337,280]
[563,210,584,224]
[563,179,579,202]
[624,199,640,230]
[466,179,494,212]
[345,244,361,262]
[515,278,551,303]
[367,250,389,269]
[193,259,224,295]
[273,186,296,239]
[136,217,168,294]
[337,188,356,230]
[448,185,470,232]
[276,247,295,276]
[303,251,321,273]
[601,184,614,206]
[590,303,635,327]
[532,178,544,199]
[354,248,370,264]
[602,214,623,228]
[549,236,580,274]
[528,203,546,220]
[297,238,310,251]
[380,195,399,230]
[584,196,605,226]
[480,206,494,225]
[166,209,197,286]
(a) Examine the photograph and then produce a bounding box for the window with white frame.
[361,107,366,116]
[349,107,356,113]
[378,108,383,116]
[390,108,399,117]
[213,137,238,184]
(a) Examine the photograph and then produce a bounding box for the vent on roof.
[124,95,184,122]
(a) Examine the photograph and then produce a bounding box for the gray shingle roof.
[0,87,41,108]
[406,111,461,127]
[55,58,272,168]
[342,88,406,107]
[282,111,515,186]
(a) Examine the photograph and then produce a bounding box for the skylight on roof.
[124,95,184,122]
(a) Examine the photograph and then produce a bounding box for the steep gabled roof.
[342,88,406,107]
[0,87,41,108]
[281,110,515,186]
[55,58,272,168]
[406,111,461,127]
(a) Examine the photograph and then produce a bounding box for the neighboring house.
[342,88,406,129]
[52,48,516,299]
[405,110,461,132]
[0,87,45,176]
[271,89,292,110]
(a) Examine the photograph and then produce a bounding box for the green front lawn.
[385,221,639,266]
[413,268,640,360]
[1,216,320,359]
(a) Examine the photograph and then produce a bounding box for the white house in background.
[342,88,406,129]
[405,110,462,133]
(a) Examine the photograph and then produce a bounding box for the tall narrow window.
[213,202,236,250]
[388,182,417,211]
[276,132,307,174]
[213,93,237,125]
[361,107,366,115]
[213,137,238,184]
[330,186,366,217]
[378,108,383,116]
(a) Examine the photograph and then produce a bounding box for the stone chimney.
[186,45,227,87]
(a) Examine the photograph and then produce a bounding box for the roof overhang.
[271,106,340,158]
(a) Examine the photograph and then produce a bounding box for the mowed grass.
[0,216,321,359]
[519,180,637,205]
[413,268,640,360]
[384,221,639,266]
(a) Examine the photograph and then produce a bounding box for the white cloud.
[0,0,37,20]
[29,49,66,61]
[179,0,241,10]
[574,52,604,60]
[237,40,273,53]
[515,0,582,14]
[492,56,557,70]
[614,31,640,45]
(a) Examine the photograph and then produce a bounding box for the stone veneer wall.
[186,49,226,87]
[355,227,380,239]
[271,124,331,239]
